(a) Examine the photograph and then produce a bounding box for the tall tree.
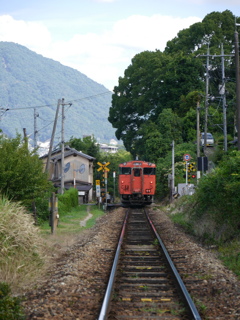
[109,10,239,157]
[0,134,53,205]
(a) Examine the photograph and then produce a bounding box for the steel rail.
[146,210,202,320]
[98,209,129,320]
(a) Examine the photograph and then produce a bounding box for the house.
[40,146,95,203]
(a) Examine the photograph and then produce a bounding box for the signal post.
[97,161,110,210]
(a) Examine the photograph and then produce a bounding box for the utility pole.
[60,98,72,194]
[204,45,210,154]
[220,44,228,152]
[197,45,233,152]
[171,140,175,200]
[60,99,65,195]
[235,27,240,150]
[45,99,61,173]
[197,99,200,158]
[33,108,39,150]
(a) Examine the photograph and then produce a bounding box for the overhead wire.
[1,90,112,145]
[4,90,112,111]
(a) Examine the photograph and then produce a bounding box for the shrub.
[0,283,25,320]
[57,188,78,216]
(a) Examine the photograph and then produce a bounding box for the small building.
[40,146,95,203]
[99,143,118,153]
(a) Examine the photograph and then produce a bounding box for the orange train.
[118,160,156,206]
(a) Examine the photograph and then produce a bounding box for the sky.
[0,0,239,91]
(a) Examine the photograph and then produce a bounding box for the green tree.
[165,10,237,55]
[0,134,53,205]
[109,10,238,158]
[109,50,166,154]
[109,50,203,155]
[67,135,100,159]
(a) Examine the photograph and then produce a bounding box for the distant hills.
[0,42,116,147]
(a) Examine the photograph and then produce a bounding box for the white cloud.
[0,15,52,49]
[0,14,201,90]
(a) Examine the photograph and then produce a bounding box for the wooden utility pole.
[45,99,61,173]
[197,100,200,158]
[171,140,175,201]
[60,98,72,194]
[204,45,210,154]
[33,108,39,150]
[60,98,65,194]
[221,44,228,152]
[235,29,240,150]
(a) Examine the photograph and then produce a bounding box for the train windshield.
[133,168,141,177]
[119,167,131,174]
[143,168,156,175]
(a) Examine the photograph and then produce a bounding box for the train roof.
[119,160,156,167]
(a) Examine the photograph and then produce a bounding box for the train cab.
[118,160,156,206]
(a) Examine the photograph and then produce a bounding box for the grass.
[40,204,105,235]
[0,197,46,291]
[218,240,240,279]
[0,199,106,319]
[166,201,240,279]
[0,199,106,295]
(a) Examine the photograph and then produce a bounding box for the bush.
[0,283,25,320]
[57,188,78,216]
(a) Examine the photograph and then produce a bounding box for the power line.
[3,91,112,111]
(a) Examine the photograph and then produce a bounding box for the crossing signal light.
[191,174,196,178]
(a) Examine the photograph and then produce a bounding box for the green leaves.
[0,134,53,205]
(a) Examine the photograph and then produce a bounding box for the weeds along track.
[98,208,201,320]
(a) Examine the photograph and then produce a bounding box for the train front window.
[133,168,141,177]
[119,167,131,174]
[143,168,156,175]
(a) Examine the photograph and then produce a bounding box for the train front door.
[132,168,142,193]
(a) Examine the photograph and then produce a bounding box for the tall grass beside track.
[0,196,105,319]
[0,197,46,291]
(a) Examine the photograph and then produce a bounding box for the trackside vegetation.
[0,196,46,319]
[168,150,240,278]
[0,189,104,318]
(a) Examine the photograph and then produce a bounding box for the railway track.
[98,208,201,320]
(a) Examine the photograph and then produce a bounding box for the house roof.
[40,146,95,161]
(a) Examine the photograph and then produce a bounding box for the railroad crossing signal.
[183,162,196,172]
[188,162,196,172]
[97,161,110,172]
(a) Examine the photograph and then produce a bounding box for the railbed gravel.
[22,206,240,319]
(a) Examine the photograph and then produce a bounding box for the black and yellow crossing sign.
[183,162,196,172]
[97,161,110,172]
[188,162,196,172]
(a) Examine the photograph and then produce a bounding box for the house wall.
[41,152,94,201]
[53,155,94,201]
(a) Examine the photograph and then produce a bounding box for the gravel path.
[22,206,240,319]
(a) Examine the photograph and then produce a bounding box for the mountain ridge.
[0,41,116,146]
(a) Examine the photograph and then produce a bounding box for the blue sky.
[0,0,239,90]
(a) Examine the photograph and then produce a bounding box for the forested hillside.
[0,42,115,146]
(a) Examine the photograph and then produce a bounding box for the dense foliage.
[0,134,53,206]
[109,10,239,160]
[67,135,101,159]
[0,41,114,144]
[193,150,240,232]
[57,188,79,216]
[0,283,25,320]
